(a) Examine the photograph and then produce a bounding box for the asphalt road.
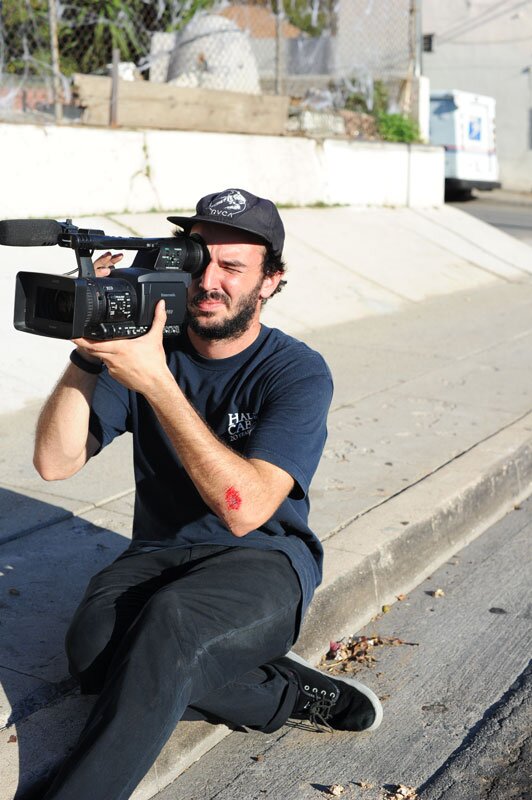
[156,496,532,800]
[419,662,531,800]
[448,194,532,247]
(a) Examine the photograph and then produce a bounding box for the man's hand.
[73,300,173,397]
[94,250,123,276]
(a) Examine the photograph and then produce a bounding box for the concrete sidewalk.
[1,212,532,798]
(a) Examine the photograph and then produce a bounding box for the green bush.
[376,112,420,143]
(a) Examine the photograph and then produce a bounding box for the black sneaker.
[279,650,383,732]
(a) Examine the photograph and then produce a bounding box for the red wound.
[225,486,242,511]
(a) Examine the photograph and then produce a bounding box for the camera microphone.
[0,219,63,247]
[0,219,210,276]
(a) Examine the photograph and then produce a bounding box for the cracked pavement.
[420,662,531,799]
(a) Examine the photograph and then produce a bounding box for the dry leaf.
[421,702,448,713]
[431,589,445,598]
[385,785,418,799]
[355,780,374,789]
[396,594,407,602]
[328,785,345,796]
[320,635,418,675]
[382,604,391,613]
[8,734,17,743]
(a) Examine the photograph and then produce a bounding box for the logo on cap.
[208,190,247,218]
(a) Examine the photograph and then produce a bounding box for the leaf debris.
[328,784,345,796]
[383,785,418,799]
[431,588,445,598]
[320,635,418,674]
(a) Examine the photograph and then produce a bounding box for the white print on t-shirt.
[227,411,257,442]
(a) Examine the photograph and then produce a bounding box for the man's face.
[186,223,277,341]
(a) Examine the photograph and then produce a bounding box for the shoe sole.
[286,650,384,732]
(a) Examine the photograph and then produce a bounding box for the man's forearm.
[145,376,293,538]
[34,361,100,480]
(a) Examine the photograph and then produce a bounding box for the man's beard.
[186,280,262,341]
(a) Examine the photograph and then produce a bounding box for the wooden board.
[73,74,289,135]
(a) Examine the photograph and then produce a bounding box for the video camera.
[2,218,210,340]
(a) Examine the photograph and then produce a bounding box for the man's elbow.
[222,509,270,538]
[227,520,255,538]
[33,454,80,482]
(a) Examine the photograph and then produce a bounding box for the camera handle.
[75,247,96,278]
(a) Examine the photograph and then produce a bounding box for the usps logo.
[468,117,482,141]
[209,190,247,218]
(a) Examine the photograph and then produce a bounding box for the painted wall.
[0,123,444,219]
[422,0,532,192]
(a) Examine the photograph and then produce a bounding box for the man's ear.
[260,272,283,300]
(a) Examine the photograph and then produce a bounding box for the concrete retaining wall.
[0,123,444,217]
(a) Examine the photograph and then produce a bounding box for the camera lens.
[35,286,75,323]
[55,290,75,322]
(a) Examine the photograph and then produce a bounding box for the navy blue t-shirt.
[89,325,333,616]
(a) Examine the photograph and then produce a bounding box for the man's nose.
[198,260,221,291]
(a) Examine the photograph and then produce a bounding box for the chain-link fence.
[0,1,420,134]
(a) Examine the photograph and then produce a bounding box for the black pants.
[43,544,302,800]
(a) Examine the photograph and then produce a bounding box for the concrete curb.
[127,413,532,798]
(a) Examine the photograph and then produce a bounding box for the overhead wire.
[435,0,519,40]
[443,33,532,43]
[436,0,532,44]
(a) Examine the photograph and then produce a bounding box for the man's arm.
[33,252,124,481]
[74,301,294,538]
[33,358,102,481]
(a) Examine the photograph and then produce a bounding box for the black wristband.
[70,349,104,374]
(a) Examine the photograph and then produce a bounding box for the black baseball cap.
[167,188,285,256]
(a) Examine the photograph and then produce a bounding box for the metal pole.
[47,0,62,123]
[414,0,422,77]
[402,0,417,115]
[274,0,284,96]
[110,47,119,126]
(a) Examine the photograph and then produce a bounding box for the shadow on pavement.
[0,487,129,794]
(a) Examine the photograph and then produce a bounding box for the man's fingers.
[150,300,167,334]
[72,337,116,356]
[94,251,123,275]
[73,300,166,350]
